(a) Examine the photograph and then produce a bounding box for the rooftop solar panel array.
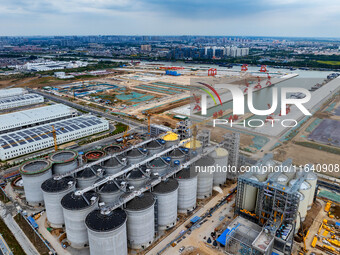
[0,93,42,104]
[0,115,107,150]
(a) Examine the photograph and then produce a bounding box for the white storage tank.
[297,171,317,209]
[49,150,78,175]
[126,169,148,189]
[175,167,198,213]
[20,159,53,206]
[161,132,179,148]
[76,165,104,189]
[61,191,99,248]
[147,157,170,176]
[41,176,76,228]
[153,179,179,231]
[289,179,312,210]
[209,148,229,186]
[124,192,155,249]
[126,148,147,164]
[102,156,126,175]
[297,191,308,221]
[276,174,289,186]
[194,156,215,199]
[85,208,127,255]
[97,179,122,206]
[145,139,165,155]
[241,175,258,212]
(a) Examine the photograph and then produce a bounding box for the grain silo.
[84,150,106,162]
[182,138,203,154]
[126,169,148,189]
[103,145,121,155]
[85,208,127,255]
[41,176,76,228]
[61,191,99,248]
[153,179,179,230]
[289,179,312,211]
[194,156,215,199]
[145,139,165,155]
[297,171,317,209]
[175,167,198,213]
[20,159,53,206]
[169,148,187,166]
[209,148,229,186]
[147,157,170,176]
[124,192,155,249]
[297,191,308,221]
[241,175,258,212]
[102,156,126,175]
[161,132,179,148]
[49,150,78,175]
[97,179,122,205]
[76,165,104,189]
[276,174,289,186]
[126,148,147,164]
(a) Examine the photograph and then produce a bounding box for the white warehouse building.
[0,88,27,98]
[0,104,78,134]
[0,94,44,111]
[0,115,109,160]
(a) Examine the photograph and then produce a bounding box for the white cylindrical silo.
[194,156,215,199]
[209,148,229,186]
[61,191,99,248]
[102,157,125,175]
[242,175,258,212]
[289,179,312,211]
[145,139,165,155]
[76,165,104,189]
[297,171,317,209]
[161,132,179,148]
[41,176,76,228]
[49,150,78,175]
[153,179,179,231]
[175,167,198,214]
[276,174,289,186]
[147,157,170,176]
[297,192,308,221]
[97,179,122,206]
[85,208,127,255]
[126,148,147,164]
[126,169,148,189]
[20,159,53,206]
[125,192,155,250]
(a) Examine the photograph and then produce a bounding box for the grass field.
[0,218,25,254]
[317,60,340,66]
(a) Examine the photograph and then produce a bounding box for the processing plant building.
[0,88,27,98]
[0,115,109,160]
[0,93,44,110]
[0,104,78,134]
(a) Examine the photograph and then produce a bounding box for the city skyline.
[0,0,340,37]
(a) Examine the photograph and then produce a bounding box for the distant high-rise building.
[141,44,152,52]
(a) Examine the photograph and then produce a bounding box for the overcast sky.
[0,0,340,37]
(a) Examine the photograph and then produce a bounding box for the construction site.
[0,63,339,255]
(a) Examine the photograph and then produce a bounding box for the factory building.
[0,104,78,134]
[0,93,44,110]
[233,154,317,255]
[0,115,109,160]
[0,88,27,98]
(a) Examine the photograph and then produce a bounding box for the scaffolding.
[235,169,303,254]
